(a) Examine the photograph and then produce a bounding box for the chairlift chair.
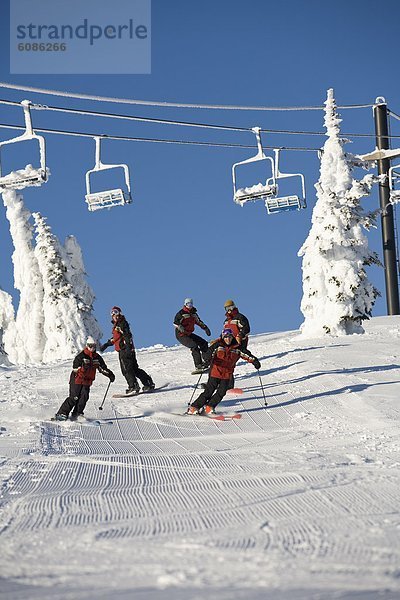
[264,149,306,215]
[389,164,400,204]
[85,136,132,212]
[0,100,48,190]
[232,127,276,205]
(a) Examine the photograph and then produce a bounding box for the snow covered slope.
[1,316,400,599]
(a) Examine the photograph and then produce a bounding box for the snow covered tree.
[1,189,102,364]
[64,235,102,343]
[0,287,15,365]
[2,190,45,363]
[298,89,381,337]
[33,212,95,361]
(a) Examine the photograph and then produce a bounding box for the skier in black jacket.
[100,306,155,395]
[174,298,212,373]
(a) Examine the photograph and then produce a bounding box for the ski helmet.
[222,328,234,338]
[224,299,235,310]
[184,298,193,308]
[111,306,121,316]
[86,336,97,348]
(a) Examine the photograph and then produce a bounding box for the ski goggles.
[110,309,120,316]
[184,302,193,308]
[87,343,96,349]
[222,331,234,338]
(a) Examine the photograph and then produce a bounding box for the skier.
[187,328,261,415]
[174,298,212,374]
[223,299,253,389]
[223,299,250,347]
[54,336,115,421]
[100,306,155,395]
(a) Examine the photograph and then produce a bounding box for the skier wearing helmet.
[100,306,155,395]
[187,328,261,415]
[174,297,212,374]
[223,299,253,390]
[223,299,250,347]
[54,336,115,421]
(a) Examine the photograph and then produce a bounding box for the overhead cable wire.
[0,97,249,132]
[0,81,375,111]
[0,122,320,151]
[388,110,400,122]
[0,97,394,139]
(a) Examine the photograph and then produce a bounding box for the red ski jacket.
[174,306,208,337]
[223,308,250,344]
[103,315,135,353]
[209,337,257,380]
[72,348,110,386]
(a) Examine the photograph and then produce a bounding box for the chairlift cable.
[0,97,396,139]
[0,81,375,111]
[0,97,249,132]
[0,121,320,151]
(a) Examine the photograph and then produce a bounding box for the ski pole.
[258,371,268,407]
[188,372,203,406]
[98,380,111,411]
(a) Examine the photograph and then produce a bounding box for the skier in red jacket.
[174,298,212,373]
[55,336,115,421]
[223,299,253,389]
[187,328,260,415]
[223,299,250,347]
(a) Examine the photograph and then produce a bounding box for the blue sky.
[1,0,400,348]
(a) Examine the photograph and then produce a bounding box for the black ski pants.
[175,331,211,368]
[192,376,231,411]
[57,375,91,417]
[119,349,153,388]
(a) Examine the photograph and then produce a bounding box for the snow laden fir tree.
[0,189,102,364]
[298,89,381,336]
[33,212,102,363]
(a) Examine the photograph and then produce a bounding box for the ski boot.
[142,381,156,393]
[54,413,68,421]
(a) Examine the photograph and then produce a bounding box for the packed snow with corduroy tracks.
[1,316,400,599]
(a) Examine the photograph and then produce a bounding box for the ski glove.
[107,371,116,382]
[253,358,261,370]
[204,326,211,336]
[176,325,185,334]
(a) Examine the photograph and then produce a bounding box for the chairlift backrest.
[0,100,48,191]
[232,127,276,205]
[85,136,132,212]
[389,164,400,204]
[264,149,306,214]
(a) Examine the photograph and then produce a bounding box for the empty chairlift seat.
[264,149,307,215]
[232,127,277,205]
[85,136,132,212]
[0,100,49,191]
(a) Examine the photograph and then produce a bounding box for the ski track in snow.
[1,318,400,599]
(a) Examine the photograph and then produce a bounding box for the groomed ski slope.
[1,316,400,600]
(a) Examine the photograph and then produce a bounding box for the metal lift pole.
[373,97,400,314]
